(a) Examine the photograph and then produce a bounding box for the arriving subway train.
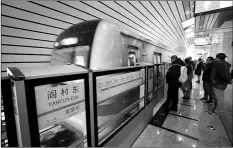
[40,20,163,147]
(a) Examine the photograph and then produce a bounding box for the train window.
[128,51,136,66]
[153,52,162,64]
[51,46,90,67]
[73,46,90,67]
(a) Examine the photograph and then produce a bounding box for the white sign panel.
[96,70,145,102]
[34,79,85,130]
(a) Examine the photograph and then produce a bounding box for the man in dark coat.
[201,56,215,103]
[210,53,232,113]
[165,55,184,111]
[195,58,204,83]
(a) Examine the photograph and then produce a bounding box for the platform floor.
[132,79,232,147]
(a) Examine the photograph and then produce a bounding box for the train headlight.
[54,42,59,47]
[60,37,78,46]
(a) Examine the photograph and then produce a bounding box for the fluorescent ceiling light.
[182,17,195,29]
[195,1,232,14]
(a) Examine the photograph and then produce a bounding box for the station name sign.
[34,80,85,130]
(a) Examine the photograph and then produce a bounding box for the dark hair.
[207,56,214,61]
[185,58,190,63]
[216,53,226,60]
[198,58,202,62]
[171,55,178,59]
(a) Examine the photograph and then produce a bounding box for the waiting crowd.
[165,53,232,114]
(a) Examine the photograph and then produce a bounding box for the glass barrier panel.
[147,67,153,104]
[95,69,145,145]
[154,66,158,91]
[158,65,164,88]
[1,100,8,147]
[161,65,165,86]
[34,79,87,147]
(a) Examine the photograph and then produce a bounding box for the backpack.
[211,62,232,90]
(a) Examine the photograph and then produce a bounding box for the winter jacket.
[211,60,232,90]
[166,59,183,86]
[202,62,214,82]
[195,61,204,76]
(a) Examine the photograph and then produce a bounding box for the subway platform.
[132,77,232,147]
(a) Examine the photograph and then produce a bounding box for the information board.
[96,70,145,102]
[34,79,85,130]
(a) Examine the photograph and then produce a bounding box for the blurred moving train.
[41,20,164,146]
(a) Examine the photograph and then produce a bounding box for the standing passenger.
[210,53,232,113]
[201,57,215,103]
[165,55,184,111]
[182,58,193,99]
[195,58,204,83]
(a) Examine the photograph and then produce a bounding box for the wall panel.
[2,55,51,62]
[1,27,56,41]
[2,36,54,48]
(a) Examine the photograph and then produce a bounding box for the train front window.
[51,46,90,67]
[128,51,136,66]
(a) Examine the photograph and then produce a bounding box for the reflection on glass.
[154,66,158,91]
[147,68,154,104]
[96,70,145,144]
[34,80,87,147]
[158,65,165,88]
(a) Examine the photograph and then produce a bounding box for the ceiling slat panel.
[2,55,51,62]
[159,1,187,48]
[176,1,186,22]
[199,15,205,31]
[94,1,174,45]
[209,12,220,30]
[203,14,210,30]
[167,1,189,47]
[150,1,184,47]
[129,1,181,47]
[139,1,180,46]
[141,1,182,49]
[189,1,194,18]
[1,46,53,55]
[2,36,54,48]
[195,16,201,32]
[74,1,153,42]
[1,5,70,30]
[2,16,62,35]
[81,1,165,46]
[183,1,191,20]
[115,1,175,47]
[107,1,177,47]
[30,1,98,21]
[1,1,79,24]
[126,1,180,47]
[206,13,215,30]
[1,26,56,41]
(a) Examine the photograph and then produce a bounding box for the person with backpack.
[195,58,204,83]
[181,58,193,99]
[209,53,232,114]
[165,55,185,112]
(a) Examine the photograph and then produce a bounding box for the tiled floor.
[132,79,232,147]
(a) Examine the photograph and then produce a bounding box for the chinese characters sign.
[34,79,85,130]
[96,70,145,102]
